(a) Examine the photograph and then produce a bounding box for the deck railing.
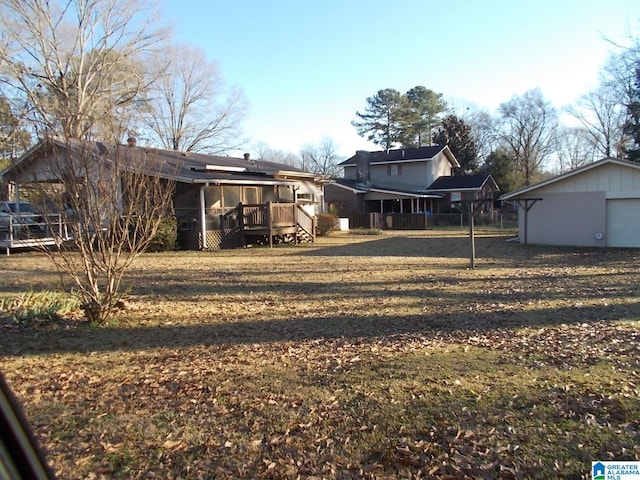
[295,204,315,240]
[1,213,71,255]
[237,202,315,246]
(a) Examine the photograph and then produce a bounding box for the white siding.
[534,163,640,198]
[523,192,606,247]
[506,159,640,248]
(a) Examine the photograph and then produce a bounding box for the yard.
[1,230,639,479]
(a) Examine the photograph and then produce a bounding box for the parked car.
[0,201,43,233]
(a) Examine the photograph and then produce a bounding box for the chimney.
[127,136,137,147]
[243,153,251,161]
[354,150,371,188]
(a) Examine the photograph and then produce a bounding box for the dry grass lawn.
[1,229,639,479]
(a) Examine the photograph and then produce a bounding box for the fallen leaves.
[1,235,639,478]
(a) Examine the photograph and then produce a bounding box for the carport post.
[469,201,476,269]
[512,199,542,245]
[199,184,208,250]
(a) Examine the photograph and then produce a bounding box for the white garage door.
[607,199,640,247]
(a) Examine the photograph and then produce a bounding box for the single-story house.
[1,137,326,250]
[325,146,499,227]
[500,157,640,248]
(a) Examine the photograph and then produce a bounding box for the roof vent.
[127,136,137,147]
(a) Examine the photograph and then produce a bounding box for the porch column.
[199,184,207,249]
[380,199,383,213]
[12,182,20,204]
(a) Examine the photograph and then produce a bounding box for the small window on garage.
[388,164,401,176]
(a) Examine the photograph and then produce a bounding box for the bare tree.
[253,142,301,168]
[458,105,499,166]
[565,84,626,158]
[1,0,175,324]
[602,36,640,160]
[0,0,168,140]
[556,127,597,173]
[29,139,175,324]
[300,137,342,176]
[498,89,559,186]
[0,94,31,164]
[143,44,248,153]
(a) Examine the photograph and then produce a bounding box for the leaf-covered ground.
[1,230,639,479]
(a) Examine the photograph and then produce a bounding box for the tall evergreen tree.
[403,86,446,147]
[432,114,479,174]
[352,89,407,150]
[484,148,518,194]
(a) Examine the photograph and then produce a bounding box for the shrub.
[317,213,338,236]
[0,290,81,325]
[146,217,178,252]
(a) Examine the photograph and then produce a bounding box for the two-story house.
[327,145,499,216]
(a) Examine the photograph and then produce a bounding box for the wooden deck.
[237,202,316,247]
[0,214,72,255]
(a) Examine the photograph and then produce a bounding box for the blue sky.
[163,0,638,158]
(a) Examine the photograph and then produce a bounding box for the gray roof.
[2,137,321,186]
[427,173,499,192]
[332,173,498,197]
[338,145,459,167]
[331,178,442,197]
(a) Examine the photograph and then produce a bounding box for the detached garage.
[500,158,640,248]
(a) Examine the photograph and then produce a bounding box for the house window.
[204,185,222,209]
[222,185,240,208]
[388,164,401,176]
[244,187,259,205]
[278,186,294,202]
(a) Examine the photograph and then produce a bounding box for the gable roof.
[338,145,459,168]
[331,173,499,196]
[330,178,443,198]
[427,173,499,192]
[2,137,323,186]
[500,157,640,200]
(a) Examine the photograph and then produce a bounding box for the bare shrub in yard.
[33,139,175,324]
[317,213,338,236]
[1,0,175,324]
